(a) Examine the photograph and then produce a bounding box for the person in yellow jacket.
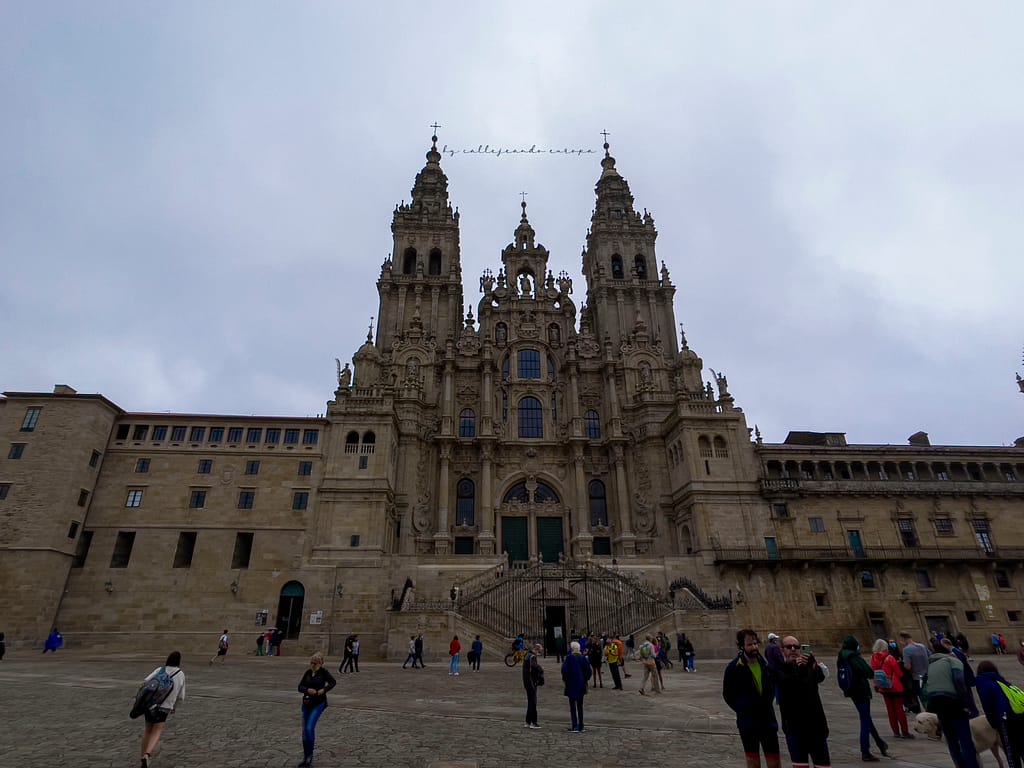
[604,636,623,689]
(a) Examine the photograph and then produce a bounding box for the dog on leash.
[913,711,1007,768]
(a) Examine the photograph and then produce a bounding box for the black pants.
[608,661,623,689]
[525,687,538,726]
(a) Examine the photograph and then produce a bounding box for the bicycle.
[504,648,528,667]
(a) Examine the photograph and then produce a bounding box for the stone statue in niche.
[519,272,532,297]
[548,323,560,345]
[495,323,507,345]
[406,357,420,379]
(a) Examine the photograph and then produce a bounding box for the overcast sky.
[2,2,1022,446]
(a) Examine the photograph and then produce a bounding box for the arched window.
[584,410,601,439]
[459,408,476,438]
[518,349,541,379]
[428,248,442,275]
[456,478,475,526]
[362,431,376,454]
[518,397,543,438]
[589,480,608,526]
[698,435,712,458]
[402,247,417,275]
[714,437,728,458]
[535,482,559,503]
[634,254,647,279]
[503,481,530,503]
[611,254,624,279]
[345,431,359,454]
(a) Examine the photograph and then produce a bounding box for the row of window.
[851,567,1013,591]
[116,424,319,446]
[132,459,315,476]
[456,409,602,440]
[73,530,257,570]
[766,459,1022,483]
[452,479,609,528]
[124,487,311,511]
[771,506,994,548]
[610,253,648,280]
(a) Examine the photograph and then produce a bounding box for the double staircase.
[451,559,679,641]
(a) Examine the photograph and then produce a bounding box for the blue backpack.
[130,666,180,719]
[836,656,854,696]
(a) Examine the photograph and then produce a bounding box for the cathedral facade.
[2,138,1023,657]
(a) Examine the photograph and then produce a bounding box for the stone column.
[612,444,636,555]
[434,444,451,554]
[479,444,495,554]
[572,447,592,557]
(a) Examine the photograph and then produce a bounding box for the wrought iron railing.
[452,559,675,639]
[668,576,733,609]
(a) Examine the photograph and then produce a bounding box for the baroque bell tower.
[581,139,679,360]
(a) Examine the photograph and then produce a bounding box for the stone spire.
[395,132,456,226]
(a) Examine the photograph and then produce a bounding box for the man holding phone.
[776,635,831,768]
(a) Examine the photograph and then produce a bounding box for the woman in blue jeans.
[838,635,888,761]
[297,652,336,767]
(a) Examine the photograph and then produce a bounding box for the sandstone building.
[3,137,1023,657]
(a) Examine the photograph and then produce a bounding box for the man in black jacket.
[776,635,830,768]
[723,629,781,768]
[522,642,544,729]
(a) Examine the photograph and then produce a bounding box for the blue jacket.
[561,652,591,699]
[976,670,1014,729]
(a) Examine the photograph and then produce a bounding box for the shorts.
[739,721,780,757]
[217,647,228,656]
[143,708,169,724]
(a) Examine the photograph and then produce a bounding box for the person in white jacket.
[139,651,186,768]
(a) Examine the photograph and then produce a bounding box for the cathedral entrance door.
[537,517,564,563]
[276,580,305,640]
[501,517,529,562]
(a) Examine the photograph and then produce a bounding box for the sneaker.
[454,672,459,676]
[901,733,915,740]
[529,724,541,729]
[523,723,531,728]
[862,755,880,763]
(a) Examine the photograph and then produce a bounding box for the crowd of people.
[722,628,1024,768]
[111,622,1024,768]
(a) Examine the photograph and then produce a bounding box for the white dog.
[913,711,1007,768]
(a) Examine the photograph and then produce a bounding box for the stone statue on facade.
[336,360,352,388]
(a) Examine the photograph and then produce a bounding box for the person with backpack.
[870,638,913,740]
[976,660,1024,768]
[522,642,545,728]
[297,651,336,767]
[136,650,186,768]
[210,629,229,666]
[837,635,888,762]
[722,629,780,768]
[926,640,980,768]
[561,640,591,732]
[638,635,661,695]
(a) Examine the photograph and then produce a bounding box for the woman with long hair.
[138,651,186,768]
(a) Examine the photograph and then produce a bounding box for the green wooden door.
[536,517,564,563]
[502,517,529,562]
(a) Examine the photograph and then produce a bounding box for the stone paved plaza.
[0,649,973,767]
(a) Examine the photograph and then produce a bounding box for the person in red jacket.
[448,635,462,676]
[870,639,913,739]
